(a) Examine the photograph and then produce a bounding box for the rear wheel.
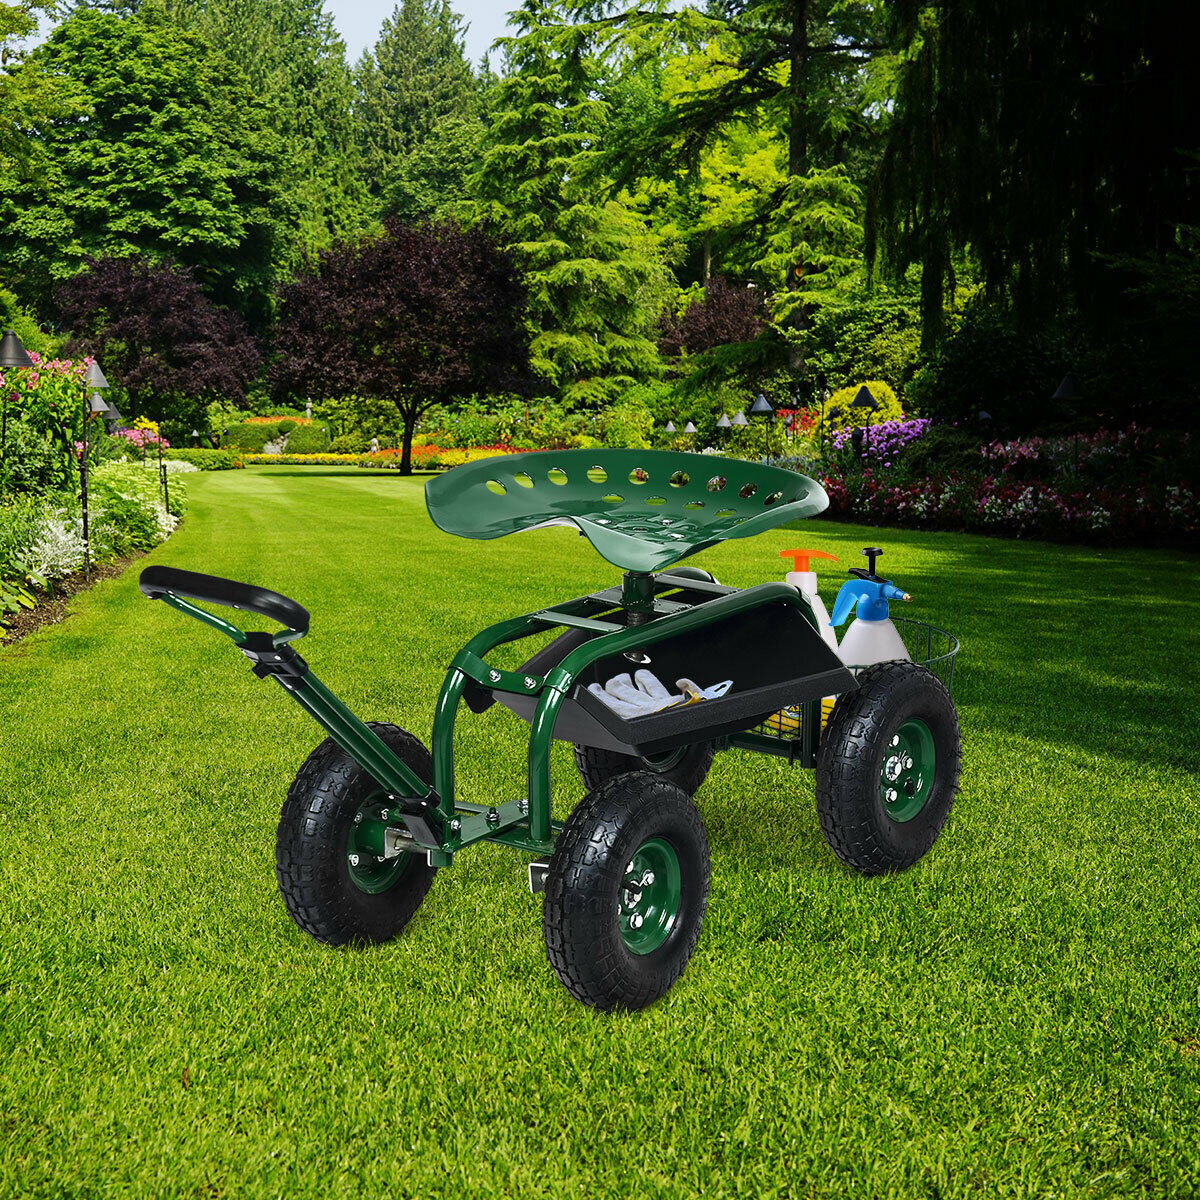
[275,722,437,945]
[816,661,961,874]
[543,772,710,1011]
[573,740,715,796]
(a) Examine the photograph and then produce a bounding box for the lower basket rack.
[755,617,960,745]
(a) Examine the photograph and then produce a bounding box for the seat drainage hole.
[629,467,650,485]
[739,482,758,499]
[684,500,704,510]
[485,479,506,495]
[715,508,737,518]
[513,472,534,488]
[602,493,623,504]
[548,467,568,485]
[669,470,689,488]
[645,496,666,506]
[587,465,608,483]
[763,490,783,506]
[707,476,726,492]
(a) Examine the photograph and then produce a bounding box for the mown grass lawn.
[2,465,1198,1198]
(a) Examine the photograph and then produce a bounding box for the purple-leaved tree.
[56,256,262,431]
[271,219,529,474]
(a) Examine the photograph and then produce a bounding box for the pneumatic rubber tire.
[275,722,437,945]
[573,740,716,796]
[816,661,961,874]
[543,772,710,1011]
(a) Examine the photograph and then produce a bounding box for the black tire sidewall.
[818,663,961,872]
[574,741,715,796]
[861,673,958,862]
[275,723,437,946]
[544,774,710,1010]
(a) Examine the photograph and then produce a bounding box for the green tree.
[355,0,478,208]
[385,116,483,223]
[470,0,672,406]
[873,0,1199,348]
[0,2,66,176]
[160,0,370,268]
[585,1,887,326]
[0,8,286,324]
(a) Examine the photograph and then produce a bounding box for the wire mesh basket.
[756,617,959,743]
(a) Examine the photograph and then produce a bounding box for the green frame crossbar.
[155,569,843,868]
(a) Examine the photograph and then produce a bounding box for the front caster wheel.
[816,661,961,874]
[275,722,437,945]
[543,773,710,1011]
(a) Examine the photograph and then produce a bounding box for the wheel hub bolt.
[629,912,644,929]
[353,812,363,824]
[348,853,360,867]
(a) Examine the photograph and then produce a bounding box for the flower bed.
[0,462,187,638]
[243,444,529,470]
[821,469,1198,543]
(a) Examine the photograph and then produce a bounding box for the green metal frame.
[154,567,849,870]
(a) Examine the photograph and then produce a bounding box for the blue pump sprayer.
[830,547,912,667]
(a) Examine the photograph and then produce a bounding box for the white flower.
[26,511,86,579]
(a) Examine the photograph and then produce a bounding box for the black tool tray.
[482,594,852,757]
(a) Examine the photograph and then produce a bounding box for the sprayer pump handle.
[780,548,838,573]
[847,547,885,582]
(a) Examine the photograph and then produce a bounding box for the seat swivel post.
[621,571,656,626]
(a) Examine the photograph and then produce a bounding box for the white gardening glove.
[587,682,647,718]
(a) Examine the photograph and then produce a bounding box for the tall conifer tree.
[471,0,671,406]
[162,0,370,266]
[354,0,477,203]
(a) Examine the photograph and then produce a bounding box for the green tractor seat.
[425,448,829,573]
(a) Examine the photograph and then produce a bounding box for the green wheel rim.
[346,793,414,895]
[618,837,682,955]
[880,719,936,823]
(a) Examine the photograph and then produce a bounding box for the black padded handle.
[139,565,309,634]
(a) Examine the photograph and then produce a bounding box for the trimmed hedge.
[282,424,331,454]
[224,423,274,452]
[164,449,243,470]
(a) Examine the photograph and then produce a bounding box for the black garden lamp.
[749,392,774,460]
[850,384,879,463]
[0,328,34,482]
[80,361,110,582]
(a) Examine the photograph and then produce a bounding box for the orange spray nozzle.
[780,548,838,573]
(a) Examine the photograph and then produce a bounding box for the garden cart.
[140,448,961,1010]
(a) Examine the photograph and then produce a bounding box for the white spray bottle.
[778,548,840,729]
[780,548,840,653]
[830,547,912,669]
